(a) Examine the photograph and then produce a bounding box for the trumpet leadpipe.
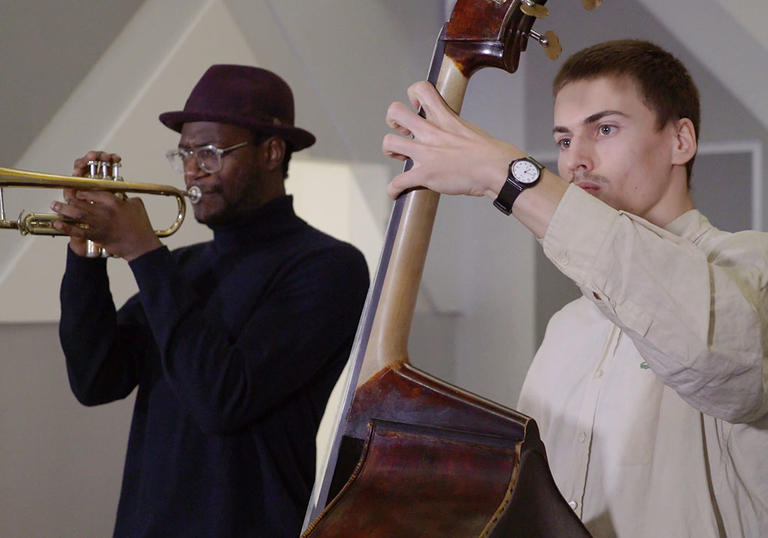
[0,166,200,237]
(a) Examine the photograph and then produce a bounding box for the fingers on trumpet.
[50,190,122,237]
[50,198,91,237]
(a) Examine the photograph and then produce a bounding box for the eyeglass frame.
[165,141,249,174]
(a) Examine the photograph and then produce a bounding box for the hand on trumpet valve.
[49,150,163,261]
[51,190,161,261]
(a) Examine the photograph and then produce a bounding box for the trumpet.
[0,165,201,250]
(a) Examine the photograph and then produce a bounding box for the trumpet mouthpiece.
[187,185,202,204]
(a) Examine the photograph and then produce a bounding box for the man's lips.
[187,185,220,198]
[575,181,601,194]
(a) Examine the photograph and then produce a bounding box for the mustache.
[572,172,607,184]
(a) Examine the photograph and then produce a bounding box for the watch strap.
[492,178,524,215]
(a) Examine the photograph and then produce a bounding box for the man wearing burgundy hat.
[52,65,369,536]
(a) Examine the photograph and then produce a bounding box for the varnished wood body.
[303,1,593,534]
[303,366,590,537]
[348,365,528,441]
[306,419,521,536]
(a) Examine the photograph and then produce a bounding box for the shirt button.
[594,369,603,378]
[578,432,587,443]
[568,500,579,510]
[560,252,569,265]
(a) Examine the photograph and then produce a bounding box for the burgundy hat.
[159,64,315,151]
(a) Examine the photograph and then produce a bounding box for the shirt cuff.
[128,245,172,289]
[65,244,108,284]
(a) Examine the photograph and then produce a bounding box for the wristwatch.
[493,156,544,215]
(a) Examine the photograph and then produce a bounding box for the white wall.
[0,323,131,538]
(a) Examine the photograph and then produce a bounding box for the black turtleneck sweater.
[59,196,369,537]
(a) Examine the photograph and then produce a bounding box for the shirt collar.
[664,208,712,244]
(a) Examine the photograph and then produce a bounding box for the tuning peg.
[520,0,550,19]
[582,0,603,11]
[529,29,562,60]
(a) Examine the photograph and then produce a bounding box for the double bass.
[303,1,600,535]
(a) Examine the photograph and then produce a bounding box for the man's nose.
[560,139,594,180]
[184,156,205,180]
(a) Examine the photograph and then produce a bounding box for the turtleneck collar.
[209,195,303,250]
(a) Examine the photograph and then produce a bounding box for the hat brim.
[159,110,316,151]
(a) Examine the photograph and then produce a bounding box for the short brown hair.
[553,40,700,183]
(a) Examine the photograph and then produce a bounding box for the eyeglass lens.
[194,147,221,173]
[168,146,222,174]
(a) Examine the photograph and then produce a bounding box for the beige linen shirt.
[518,185,768,537]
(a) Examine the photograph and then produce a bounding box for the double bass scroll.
[303,1,598,535]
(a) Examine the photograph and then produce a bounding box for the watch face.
[511,159,540,184]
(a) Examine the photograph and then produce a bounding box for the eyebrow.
[553,110,629,134]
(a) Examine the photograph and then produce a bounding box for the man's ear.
[262,137,286,172]
[671,117,697,167]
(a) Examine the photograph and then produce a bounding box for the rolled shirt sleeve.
[542,184,768,423]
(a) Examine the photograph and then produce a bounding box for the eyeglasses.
[165,141,249,174]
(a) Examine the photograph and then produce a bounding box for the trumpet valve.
[88,160,99,178]
[85,159,122,257]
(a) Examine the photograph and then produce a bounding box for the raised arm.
[383,81,768,423]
